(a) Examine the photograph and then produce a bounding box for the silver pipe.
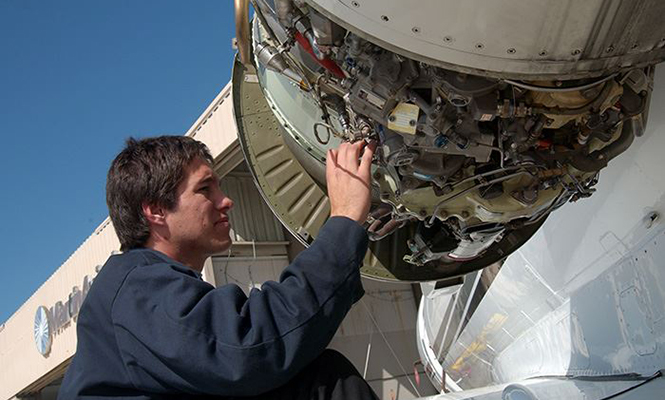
[503,73,618,93]
[427,170,536,226]
[448,164,538,191]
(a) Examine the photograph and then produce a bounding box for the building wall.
[187,82,237,160]
[220,170,286,243]
[0,219,119,398]
[330,279,437,399]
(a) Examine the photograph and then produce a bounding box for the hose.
[570,117,638,172]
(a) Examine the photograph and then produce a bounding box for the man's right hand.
[326,140,376,224]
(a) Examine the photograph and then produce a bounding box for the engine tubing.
[571,117,636,172]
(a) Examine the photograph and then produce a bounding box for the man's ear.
[142,202,167,226]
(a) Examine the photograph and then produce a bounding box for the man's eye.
[198,186,210,192]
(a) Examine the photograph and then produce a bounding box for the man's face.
[164,158,234,257]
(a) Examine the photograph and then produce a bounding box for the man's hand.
[326,140,376,224]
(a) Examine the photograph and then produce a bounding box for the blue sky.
[0,1,237,323]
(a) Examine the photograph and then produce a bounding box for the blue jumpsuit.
[58,217,370,399]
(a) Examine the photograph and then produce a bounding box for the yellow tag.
[387,102,420,135]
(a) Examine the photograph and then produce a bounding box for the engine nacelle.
[233,0,665,281]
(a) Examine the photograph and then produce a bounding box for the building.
[0,82,436,400]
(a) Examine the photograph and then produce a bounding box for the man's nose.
[217,192,234,211]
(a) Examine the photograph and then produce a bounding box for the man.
[58,135,379,399]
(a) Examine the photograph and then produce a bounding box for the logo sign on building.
[33,270,98,356]
[33,306,51,356]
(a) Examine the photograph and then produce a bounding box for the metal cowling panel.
[307,0,665,79]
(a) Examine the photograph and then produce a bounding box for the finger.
[327,147,338,165]
[335,142,348,168]
[359,141,376,174]
[338,141,362,173]
[326,149,338,181]
[350,140,364,167]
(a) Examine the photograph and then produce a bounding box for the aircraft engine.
[232,0,665,281]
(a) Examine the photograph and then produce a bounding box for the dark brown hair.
[106,136,213,251]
